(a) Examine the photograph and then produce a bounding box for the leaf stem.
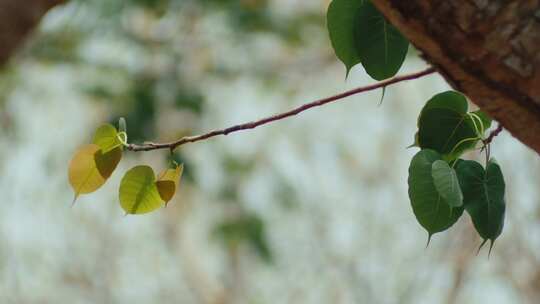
[117,132,129,147]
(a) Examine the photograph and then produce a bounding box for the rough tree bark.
[0,0,65,65]
[372,0,540,154]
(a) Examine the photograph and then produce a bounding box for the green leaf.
[456,159,506,251]
[156,164,184,206]
[431,160,463,207]
[355,2,409,80]
[93,124,123,153]
[119,166,164,215]
[417,92,478,159]
[68,144,121,203]
[408,150,464,239]
[420,91,468,116]
[327,0,365,75]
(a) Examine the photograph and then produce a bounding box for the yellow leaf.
[156,164,184,205]
[68,144,121,203]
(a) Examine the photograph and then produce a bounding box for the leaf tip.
[378,87,386,107]
[71,194,79,207]
[345,67,352,80]
[488,239,496,259]
[476,239,488,256]
[425,233,433,249]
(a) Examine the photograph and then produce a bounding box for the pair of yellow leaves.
[68,124,183,214]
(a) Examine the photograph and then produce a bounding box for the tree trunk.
[372,0,540,154]
[0,0,65,65]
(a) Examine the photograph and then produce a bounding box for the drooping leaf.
[456,159,506,251]
[417,92,478,159]
[355,1,409,80]
[431,160,463,207]
[119,166,164,215]
[327,0,365,75]
[156,164,184,205]
[93,124,123,153]
[408,150,464,239]
[68,144,121,203]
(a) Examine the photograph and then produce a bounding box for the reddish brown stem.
[128,67,437,152]
[485,123,504,146]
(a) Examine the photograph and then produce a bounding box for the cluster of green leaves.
[327,0,409,79]
[408,91,506,253]
[326,0,506,253]
[68,120,183,214]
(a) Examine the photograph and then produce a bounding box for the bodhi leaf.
[456,159,506,253]
[431,160,463,207]
[68,144,121,203]
[408,150,463,240]
[417,91,478,159]
[119,166,164,215]
[327,0,365,76]
[93,124,123,153]
[355,1,409,80]
[95,147,122,179]
[156,164,184,206]
[419,91,468,118]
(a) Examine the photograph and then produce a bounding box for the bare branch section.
[128,67,437,152]
[0,0,65,66]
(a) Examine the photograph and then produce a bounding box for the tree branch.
[484,123,504,146]
[127,67,436,152]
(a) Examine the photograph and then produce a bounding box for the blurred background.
[0,0,539,303]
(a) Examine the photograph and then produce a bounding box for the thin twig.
[128,67,437,152]
[484,123,504,146]
[481,123,503,163]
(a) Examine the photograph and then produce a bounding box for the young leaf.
[119,166,164,215]
[93,124,123,153]
[417,92,478,159]
[118,117,127,133]
[408,150,464,239]
[156,164,184,206]
[355,1,409,80]
[327,0,365,76]
[456,159,506,252]
[68,144,121,203]
[431,160,463,207]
